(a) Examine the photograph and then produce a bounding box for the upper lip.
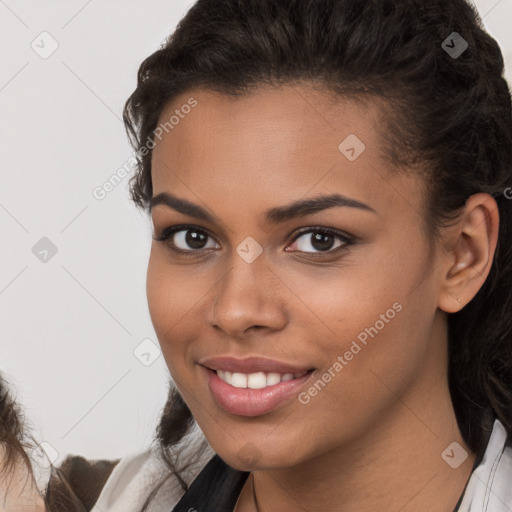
[199,356,313,374]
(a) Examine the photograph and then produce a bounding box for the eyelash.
[153,224,356,258]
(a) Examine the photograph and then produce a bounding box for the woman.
[0,375,46,511]
[48,0,512,510]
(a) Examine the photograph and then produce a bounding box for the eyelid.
[288,226,354,244]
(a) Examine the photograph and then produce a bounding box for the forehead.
[152,84,381,167]
[151,84,424,224]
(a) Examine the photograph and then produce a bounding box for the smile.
[201,366,314,417]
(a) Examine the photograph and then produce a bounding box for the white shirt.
[92,418,512,512]
[458,418,512,511]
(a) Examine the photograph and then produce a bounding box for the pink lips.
[199,356,314,417]
[199,355,311,374]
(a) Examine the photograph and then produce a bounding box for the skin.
[0,448,46,512]
[147,84,499,512]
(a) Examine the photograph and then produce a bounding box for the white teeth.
[231,372,248,388]
[216,370,308,388]
[266,372,281,386]
[247,372,267,389]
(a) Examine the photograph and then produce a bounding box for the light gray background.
[1,0,511,476]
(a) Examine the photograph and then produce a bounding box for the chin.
[213,437,306,472]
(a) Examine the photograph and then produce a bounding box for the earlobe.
[439,289,465,314]
[438,193,499,314]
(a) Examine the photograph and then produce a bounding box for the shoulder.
[45,427,213,512]
[458,418,512,512]
[45,454,120,511]
[93,429,214,512]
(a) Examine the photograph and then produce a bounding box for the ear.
[438,193,499,313]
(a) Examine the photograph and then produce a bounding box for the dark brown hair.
[1,376,31,473]
[121,0,512,507]
[0,375,40,503]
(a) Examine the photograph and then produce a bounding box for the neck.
[250,405,473,512]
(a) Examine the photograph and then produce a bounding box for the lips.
[199,355,313,374]
[199,356,315,416]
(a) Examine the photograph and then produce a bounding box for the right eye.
[153,225,220,256]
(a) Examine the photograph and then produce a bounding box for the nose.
[206,250,288,339]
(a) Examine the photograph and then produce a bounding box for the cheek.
[290,307,431,457]
[146,248,195,373]
[146,250,171,340]
[294,248,435,407]
[309,287,435,428]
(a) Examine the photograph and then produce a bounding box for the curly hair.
[121,0,512,507]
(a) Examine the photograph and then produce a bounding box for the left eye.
[286,228,352,254]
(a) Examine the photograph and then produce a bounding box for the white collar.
[458,418,512,511]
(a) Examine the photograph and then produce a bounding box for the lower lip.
[203,366,314,417]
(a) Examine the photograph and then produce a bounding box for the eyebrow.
[150,191,376,224]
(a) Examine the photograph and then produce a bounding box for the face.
[147,84,446,471]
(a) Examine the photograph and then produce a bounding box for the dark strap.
[172,455,249,512]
